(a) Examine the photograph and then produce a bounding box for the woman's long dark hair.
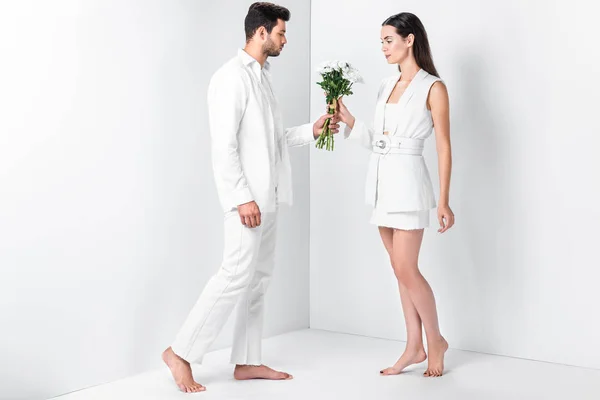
[382,12,439,77]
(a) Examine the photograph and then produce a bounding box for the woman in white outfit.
[336,12,455,377]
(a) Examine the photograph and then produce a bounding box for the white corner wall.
[2,2,599,399]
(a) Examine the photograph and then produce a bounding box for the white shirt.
[383,103,400,133]
[253,60,284,186]
[207,49,315,213]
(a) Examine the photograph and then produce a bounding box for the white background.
[310,0,600,370]
[0,1,311,399]
[2,1,600,399]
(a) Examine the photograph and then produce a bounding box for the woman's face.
[380,25,412,65]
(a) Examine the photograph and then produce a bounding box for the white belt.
[371,135,424,155]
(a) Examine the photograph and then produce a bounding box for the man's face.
[263,19,287,57]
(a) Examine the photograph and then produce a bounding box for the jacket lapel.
[396,68,427,110]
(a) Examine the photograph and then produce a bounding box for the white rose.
[317,61,334,74]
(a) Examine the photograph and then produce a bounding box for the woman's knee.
[393,261,419,286]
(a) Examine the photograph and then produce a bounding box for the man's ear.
[257,26,266,40]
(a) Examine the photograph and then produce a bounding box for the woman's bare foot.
[380,346,427,375]
[423,336,448,377]
[162,347,205,393]
[234,364,293,380]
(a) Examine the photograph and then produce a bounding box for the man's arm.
[285,123,316,148]
[285,114,340,148]
[207,71,257,217]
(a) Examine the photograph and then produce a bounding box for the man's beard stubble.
[263,38,281,57]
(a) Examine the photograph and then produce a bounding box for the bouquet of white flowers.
[315,61,363,151]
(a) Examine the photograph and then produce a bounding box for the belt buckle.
[374,136,391,154]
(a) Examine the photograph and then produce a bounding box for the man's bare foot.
[379,346,427,375]
[234,364,293,380]
[162,347,205,393]
[423,336,448,377]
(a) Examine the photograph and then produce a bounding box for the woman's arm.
[336,78,389,150]
[429,81,455,233]
[337,97,374,150]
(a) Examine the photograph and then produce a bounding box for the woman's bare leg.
[391,228,448,377]
[378,227,427,375]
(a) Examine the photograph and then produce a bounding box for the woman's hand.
[323,92,355,129]
[336,97,355,129]
[437,204,455,233]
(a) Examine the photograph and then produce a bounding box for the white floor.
[55,329,600,400]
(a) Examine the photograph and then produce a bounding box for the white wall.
[310,0,600,369]
[0,1,311,399]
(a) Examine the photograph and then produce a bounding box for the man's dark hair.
[244,2,290,41]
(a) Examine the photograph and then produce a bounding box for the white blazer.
[208,49,315,213]
[345,69,442,212]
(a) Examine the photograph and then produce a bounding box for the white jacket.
[345,69,442,212]
[208,49,315,213]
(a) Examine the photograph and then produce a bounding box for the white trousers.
[171,208,278,365]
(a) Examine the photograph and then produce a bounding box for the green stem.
[315,99,336,151]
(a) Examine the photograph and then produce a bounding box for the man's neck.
[243,45,267,68]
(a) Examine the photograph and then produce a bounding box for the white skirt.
[370,207,430,230]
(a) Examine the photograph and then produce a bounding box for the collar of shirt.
[238,48,270,83]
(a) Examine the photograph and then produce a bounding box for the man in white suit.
[162,2,339,393]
